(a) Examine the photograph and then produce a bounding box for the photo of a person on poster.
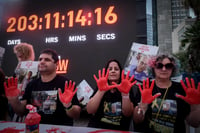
[124,42,159,82]
[129,54,148,81]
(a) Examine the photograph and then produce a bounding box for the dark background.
[0,0,147,88]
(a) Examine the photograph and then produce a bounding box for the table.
[0,121,134,133]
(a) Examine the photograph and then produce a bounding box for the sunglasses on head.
[155,63,174,70]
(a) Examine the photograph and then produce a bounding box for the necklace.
[155,87,169,120]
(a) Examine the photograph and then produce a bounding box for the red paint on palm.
[138,78,161,104]
[4,77,20,97]
[176,78,200,104]
[58,80,77,104]
[113,70,137,94]
[93,68,115,91]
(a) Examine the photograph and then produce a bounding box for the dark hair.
[40,49,59,63]
[152,54,176,77]
[105,59,122,83]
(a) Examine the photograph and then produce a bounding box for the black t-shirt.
[22,75,80,125]
[132,81,190,133]
[0,76,8,120]
[88,87,134,131]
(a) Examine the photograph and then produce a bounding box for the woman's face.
[107,61,121,83]
[154,58,174,80]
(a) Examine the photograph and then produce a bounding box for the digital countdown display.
[7,6,117,32]
[0,0,147,88]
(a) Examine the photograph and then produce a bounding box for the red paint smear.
[0,127,24,133]
[46,127,66,133]
[89,129,131,133]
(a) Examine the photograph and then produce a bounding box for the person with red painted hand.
[176,77,200,128]
[87,59,136,131]
[93,68,116,91]
[138,79,161,104]
[4,77,20,98]
[132,54,200,133]
[58,80,78,111]
[4,49,81,126]
[134,78,161,116]
[176,77,200,104]
[113,70,137,94]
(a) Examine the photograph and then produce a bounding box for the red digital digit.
[17,16,27,31]
[67,10,74,27]
[75,9,87,26]
[28,15,38,31]
[53,12,60,28]
[95,7,102,25]
[105,6,117,24]
[7,17,16,32]
[44,13,51,29]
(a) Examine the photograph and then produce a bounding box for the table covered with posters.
[0,121,134,133]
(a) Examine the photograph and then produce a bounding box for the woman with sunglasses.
[132,54,200,133]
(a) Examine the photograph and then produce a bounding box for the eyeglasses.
[155,63,174,70]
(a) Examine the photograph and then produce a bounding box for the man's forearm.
[8,97,27,116]
[66,105,81,119]
[187,104,200,128]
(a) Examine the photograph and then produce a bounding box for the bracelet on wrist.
[137,106,145,115]
[137,102,147,115]
[122,95,129,99]
[122,93,129,99]
[65,103,73,111]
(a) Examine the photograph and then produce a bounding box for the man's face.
[136,58,147,72]
[38,53,57,74]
